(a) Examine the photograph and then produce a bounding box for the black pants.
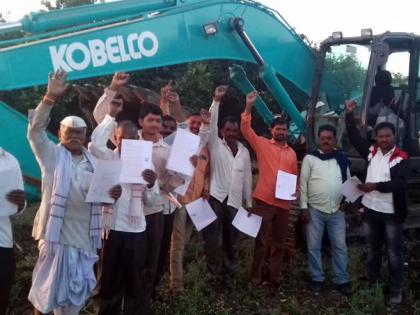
[202,196,238,275]
[142,212,164,310]
[0,247,15,315]
[96,230,147,315]
[363,208,404,293]
[156,211,175,286]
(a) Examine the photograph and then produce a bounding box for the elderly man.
[0,148,26,315]
[27,69,121,315]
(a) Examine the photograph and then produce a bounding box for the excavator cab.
[306,31,420,229]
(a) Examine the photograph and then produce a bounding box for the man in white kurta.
[27,70,120,315]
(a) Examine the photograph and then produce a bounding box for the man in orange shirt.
[241,91,298,288]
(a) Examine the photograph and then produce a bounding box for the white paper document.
[166,129,200,177]
[185,198,217,232]
[0,168,24,216]
[174,174,192,196]
[119,139,153,184]
[232,207,262,238]
[86,160,122,203]
[275,170,297,200]
[340,176,364,203]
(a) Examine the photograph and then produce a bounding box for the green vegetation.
[8,204,420,314]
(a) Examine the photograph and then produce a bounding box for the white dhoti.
[28,242,98,314]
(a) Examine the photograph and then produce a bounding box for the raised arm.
[167,90,187,123]
[240,91,261,151]
[160,81,172,117]
[345,100,370,158]
[93,72,129,124]
[199,85,228,148]
[28,69,69,170]
[88,98,122,160]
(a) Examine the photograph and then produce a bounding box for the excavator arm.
[0,0,316,199]
[0,0,315,96]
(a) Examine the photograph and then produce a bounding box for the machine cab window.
[307,32,418,160]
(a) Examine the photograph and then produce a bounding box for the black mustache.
[68,139,82,144]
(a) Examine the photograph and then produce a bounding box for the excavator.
[0,0,419,231]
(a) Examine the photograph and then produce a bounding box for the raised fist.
[345,100,357,114]
[213,85,228,102]
[110,72,130,91]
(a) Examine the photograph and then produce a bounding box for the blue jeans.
[363,208,403,293]
[306,207,349,284]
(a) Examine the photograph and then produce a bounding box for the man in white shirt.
[92,74,185,311]
[89,99,160,314]
[299,125,351,296]
[200,86,253,276]
[0,148,26,315]
[346,100,410,305]
[27,70,121,315]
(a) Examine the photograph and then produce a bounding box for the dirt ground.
[7,204,420,315]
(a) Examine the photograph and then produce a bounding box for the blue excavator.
[0,0,419,229]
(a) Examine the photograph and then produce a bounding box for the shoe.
[310,281,324,295]
[336,282,352,296]
[389,291,403,305]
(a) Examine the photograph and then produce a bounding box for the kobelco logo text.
[49,31,159,72]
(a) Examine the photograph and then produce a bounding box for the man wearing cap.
[27,69,121,315]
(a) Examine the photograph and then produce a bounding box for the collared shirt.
[165,127,210,208]
[363,147,395,214]
[28,102,96,252]
[299,153,350,213]
[92,91,184,216]
[138,131,184,215]
[0,147,24,248]
[89,114,160,233]
[200,101,253,209]
[241,112,298,209]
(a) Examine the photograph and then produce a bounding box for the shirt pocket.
[233,159,246,178]
[81,170,94,192]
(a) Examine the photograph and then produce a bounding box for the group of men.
[0,69,409,314]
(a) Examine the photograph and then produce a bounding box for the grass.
[7,203,420,315]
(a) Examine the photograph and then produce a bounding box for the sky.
[2,0,419,73]
[3,0,420,41]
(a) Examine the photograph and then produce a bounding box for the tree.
[41,0,103,10]
[322,53,367,111]
[392,72,408,87]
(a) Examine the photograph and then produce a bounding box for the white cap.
[60,116,87,128]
